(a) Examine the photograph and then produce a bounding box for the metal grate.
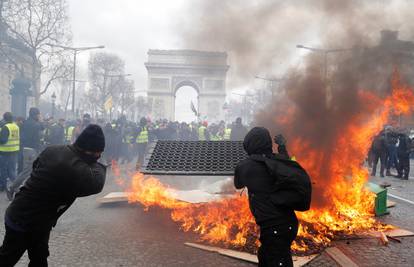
[141,141,248,175]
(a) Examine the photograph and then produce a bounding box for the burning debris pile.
[118,69,414,255]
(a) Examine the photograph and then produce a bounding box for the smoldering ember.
[1,1,414,267]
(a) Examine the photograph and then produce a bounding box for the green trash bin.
[366,182,388,216]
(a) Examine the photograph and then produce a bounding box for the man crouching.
[0,124,107,267]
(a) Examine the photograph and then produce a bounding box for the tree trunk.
[32,55,39,107]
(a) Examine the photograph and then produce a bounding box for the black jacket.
[230,123,248,141]
[6,145,106,231]
[21,117,44,151]
[234,127,297,229]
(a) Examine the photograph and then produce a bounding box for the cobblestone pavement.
[0,162,413,266]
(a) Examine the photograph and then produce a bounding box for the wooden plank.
[184,242,318,266]
[218,248,258,264]
[167,189,231,204]
[184,242,223,253]
[99,192,129,203]
[325,247,359,267]
[379,232,389,246]
[384,228,414,237]
[387,200,396,208]
[366,228,414,239]
[100,190,230,205]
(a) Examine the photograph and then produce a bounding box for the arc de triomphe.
[145,50,229,122]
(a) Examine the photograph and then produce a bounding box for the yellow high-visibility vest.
[136,127,148,144]
[124,135,134,144]
[211,135,221,141]
[224,128,232,140]
[198,126,206,141]
[66,126,75,142]
[0,123,20,152]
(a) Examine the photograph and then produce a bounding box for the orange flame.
[123,69,414,253]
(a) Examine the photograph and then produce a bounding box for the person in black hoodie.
[234,127,297,267]
[0,124,107,267]
[20,107,44,153]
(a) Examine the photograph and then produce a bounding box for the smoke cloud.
[181,0,414,207]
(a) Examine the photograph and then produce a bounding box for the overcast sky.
[68,0,188,89]
[65,0,413,121]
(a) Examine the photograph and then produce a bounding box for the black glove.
[274,134,287,146]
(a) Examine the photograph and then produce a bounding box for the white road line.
[388,193,414,205]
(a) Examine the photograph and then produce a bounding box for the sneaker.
[5,180,14,201]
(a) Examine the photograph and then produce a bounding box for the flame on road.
[121,69,414,253]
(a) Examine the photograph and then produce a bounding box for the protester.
[230,117,248,141]
[20,108,44,153]
[234,127,311,267]
[134,117,149,168]
[45,119,66,146]
[0,124,107,266]
[0,112,20,192]
[73,113,92,139]
[396,132,411,180]
[370,131,387,177]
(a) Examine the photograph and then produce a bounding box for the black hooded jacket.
[21,112,44,151]
[5,145,106,231]
[234,127,297,229]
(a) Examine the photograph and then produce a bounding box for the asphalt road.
[0,162,413,266]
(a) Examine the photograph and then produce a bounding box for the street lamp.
[46,43,105,118]
[296,44,352,82]
[232,92,255,123]
[51,92,56,117]
[255,76,285,100]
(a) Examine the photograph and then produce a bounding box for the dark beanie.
[74,124,105,152]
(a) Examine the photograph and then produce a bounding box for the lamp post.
[51,92,56,117]
[232,92,255,123]
[46,44,105,118]
[255,76,285,100]
[296,44,352,82]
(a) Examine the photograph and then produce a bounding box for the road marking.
[388,193,414,205]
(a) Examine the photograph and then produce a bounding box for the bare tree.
[1,0,71,105]
[118,78,135,115]
[87,52,125,118]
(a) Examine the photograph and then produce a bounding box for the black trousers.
[371,151,387,176]
[397,154,410,179]
[258,222,298,267]
[0,225,51,267]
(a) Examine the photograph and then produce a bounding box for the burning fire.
[118,69,414,254]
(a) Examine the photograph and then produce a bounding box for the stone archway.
[174,81,199,122]
[145,50,229,122]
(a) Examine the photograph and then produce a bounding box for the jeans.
[0,152,18,189]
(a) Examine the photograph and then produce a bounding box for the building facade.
[0,23,36,117]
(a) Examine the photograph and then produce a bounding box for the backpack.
[250,154,312,211]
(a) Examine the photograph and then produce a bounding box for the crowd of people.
[0,107,250,200]
[369,126,413,180]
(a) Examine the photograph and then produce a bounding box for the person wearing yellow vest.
[224,127,232,140]
[0,112,20,191]
[66,125,75,144]
[135,117,149,168]
[198,121,210,141]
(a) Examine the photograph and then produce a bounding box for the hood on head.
[243,127,273,155]
[29,107,40,119]
[74,124,105,152]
